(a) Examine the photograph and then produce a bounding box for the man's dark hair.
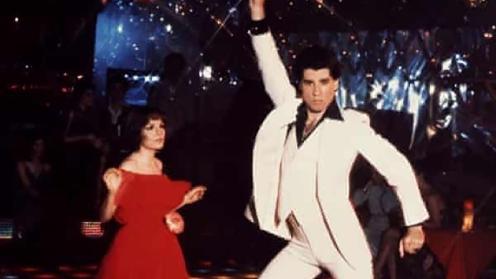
[293,45,341,83]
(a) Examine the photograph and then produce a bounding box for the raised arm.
[173,185,207,211]
[100,168,122,222]
[163,185,206,234]
[249,0,296,107]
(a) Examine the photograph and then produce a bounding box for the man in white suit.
[245,0,429,278]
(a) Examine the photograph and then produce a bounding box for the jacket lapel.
[252,99,300,235]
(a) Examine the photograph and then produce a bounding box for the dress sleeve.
[176,180,191,195]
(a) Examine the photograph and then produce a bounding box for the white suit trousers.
[259,215,373,279]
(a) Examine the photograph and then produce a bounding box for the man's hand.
[399,225,425,257]
[249,0,266,20]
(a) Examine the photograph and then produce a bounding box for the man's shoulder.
[341,108,370,126]
[319,108,371,140]
[258,98,301,132]
[267,98,301,116]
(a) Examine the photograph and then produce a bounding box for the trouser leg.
[259,240,322,279]
[321,255,373,279]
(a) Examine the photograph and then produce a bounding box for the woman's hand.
[183,185,207,205]
[103,168,122,194]
[164,211,184,234]
[100,168,122,222]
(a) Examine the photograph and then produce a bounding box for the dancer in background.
[352,170,402,279]
[14,135,52,242]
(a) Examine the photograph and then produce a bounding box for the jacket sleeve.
[251,31,297,107]
[343,109,429,226]
[244,196,260,226]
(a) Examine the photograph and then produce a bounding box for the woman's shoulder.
[116,157,143,178]
[118,155,163,176]
[118,158,139,174]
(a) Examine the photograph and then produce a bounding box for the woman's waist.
[117,222,173,236]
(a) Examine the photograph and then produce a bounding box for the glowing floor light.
[0,219,14,239]
[80,221,104,238]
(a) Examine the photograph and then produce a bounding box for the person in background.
[14,135,52,241]
[352,170,402,279]
[100,75,130,168]
[63,82,104,218]
[147,52,192,135]
[416,171,446,229]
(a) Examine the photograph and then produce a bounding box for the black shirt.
[293,100,343,147]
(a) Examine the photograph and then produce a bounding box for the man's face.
[299,68,339,114]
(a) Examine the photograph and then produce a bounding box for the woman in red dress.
[97,108,206,279]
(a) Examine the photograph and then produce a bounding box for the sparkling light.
[93,0,496,160]
[388,77,400,92]
[200,65,213,80]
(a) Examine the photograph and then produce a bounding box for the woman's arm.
[163,185,206,233]
[173,185,207,211]
[100,168,122,222]
[100,192,117,223]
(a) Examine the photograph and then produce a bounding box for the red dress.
[97,170,191,279]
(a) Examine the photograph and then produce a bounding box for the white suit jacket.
[245,31,429,268]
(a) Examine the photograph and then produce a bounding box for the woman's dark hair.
[124,107,166,151]
[293,45,341,84]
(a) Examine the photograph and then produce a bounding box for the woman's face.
[140,118,166,151]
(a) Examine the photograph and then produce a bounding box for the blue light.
[93,0,201,102]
